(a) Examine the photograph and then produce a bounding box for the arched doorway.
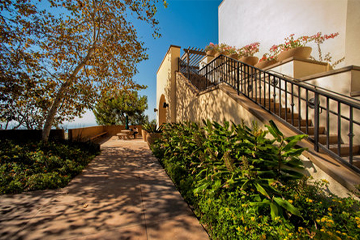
[158,94,167,125]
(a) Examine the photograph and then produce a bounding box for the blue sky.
[65,0,222,128]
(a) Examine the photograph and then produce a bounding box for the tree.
[94,90,148,126]
[0,1,52,129]
[0,0,166,140]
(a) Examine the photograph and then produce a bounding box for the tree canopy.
[94,90,148,126]
[0,0,166,140]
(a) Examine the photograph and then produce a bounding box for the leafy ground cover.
[0,139,100,194]
[151,120,360,240]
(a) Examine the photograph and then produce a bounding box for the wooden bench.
[89,132,107,141]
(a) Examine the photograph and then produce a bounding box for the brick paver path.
[0,137,209,240]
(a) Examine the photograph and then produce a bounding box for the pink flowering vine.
[238,42,260,57]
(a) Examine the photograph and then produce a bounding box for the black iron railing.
[178,47,210,91]
[179,58,213,91]
[180,53,360,172]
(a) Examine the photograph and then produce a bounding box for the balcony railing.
[179,53,360,173]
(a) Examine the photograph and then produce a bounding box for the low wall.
[68,125,144,141]
[104,125,143,136]
[68,126,105,141]
[269,57,330,79]
[0,130,65,142]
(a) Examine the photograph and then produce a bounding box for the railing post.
[338,102,341,156]
[237,61,240,95]
[291,83,294,125]
[349,106,354,165]
[206,63,208,89]
[305,90,309,134]
[314,92,320,152]
[326,97,330,148]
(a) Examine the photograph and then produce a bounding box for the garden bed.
[151,120,360,240]
[0,139,100,194]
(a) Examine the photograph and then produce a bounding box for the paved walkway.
[0,137,209,240]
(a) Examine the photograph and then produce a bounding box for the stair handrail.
[186,53,360,173]
[265,69,360,104]
[199,54,360,108]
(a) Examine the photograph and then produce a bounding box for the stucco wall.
[218,0,359,68]
[176,72,263,127]
[69,126,105,141]
[269,59,329,79]
[345,0,360,67]
[156,45,181,124]
[351,69,360,97]
[104,125,143,137]
[68,125,143,141]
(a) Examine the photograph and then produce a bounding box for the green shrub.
[151,120,360,240]
[26,172,68,191]
[0,139,99,194]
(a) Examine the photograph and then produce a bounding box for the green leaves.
[0,139,99,194]
[152,120,307,221]
[255,182,270,199]
[266,120,284,141]
[283,134,306,148]
[270,202,280,220]
[273,197,301,217]
[151,120,360,239]
[143,123,163,133]
[93,90,148,125]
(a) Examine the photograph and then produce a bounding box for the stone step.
[287,119,312,127]
[343,156,360,168]
[329,144,360,157]
[277,112,299,119]
[310,134,340,145]
[267,106,291,114]
[300,126,325,135]
[262,102,281,108]
[253,98,275,104]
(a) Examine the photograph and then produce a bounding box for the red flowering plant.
[269,34,311,56]
[205,42,218,52]
[259,53,277,63]
[271,32,339,54]
[218,43,232,54]
[282,34,310,50]
[238,42,260,57]
[207,43,236,55]
[226,46,237,55]
[311,32,339,44]
[259,42,283,62]
[309,32,343,67]
[270,32,342,68]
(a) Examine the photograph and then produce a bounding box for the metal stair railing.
[183,53,360,173]
[179,58,215,91]
[266,69,360,106]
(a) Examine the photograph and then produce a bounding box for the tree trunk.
[41,81,70,142]
[42,48,95,142]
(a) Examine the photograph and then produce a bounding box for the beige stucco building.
[219,0,360,68]
[156,0,360,193]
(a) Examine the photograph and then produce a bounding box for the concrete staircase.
[182,72,214,91]
[253,97,360,164]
